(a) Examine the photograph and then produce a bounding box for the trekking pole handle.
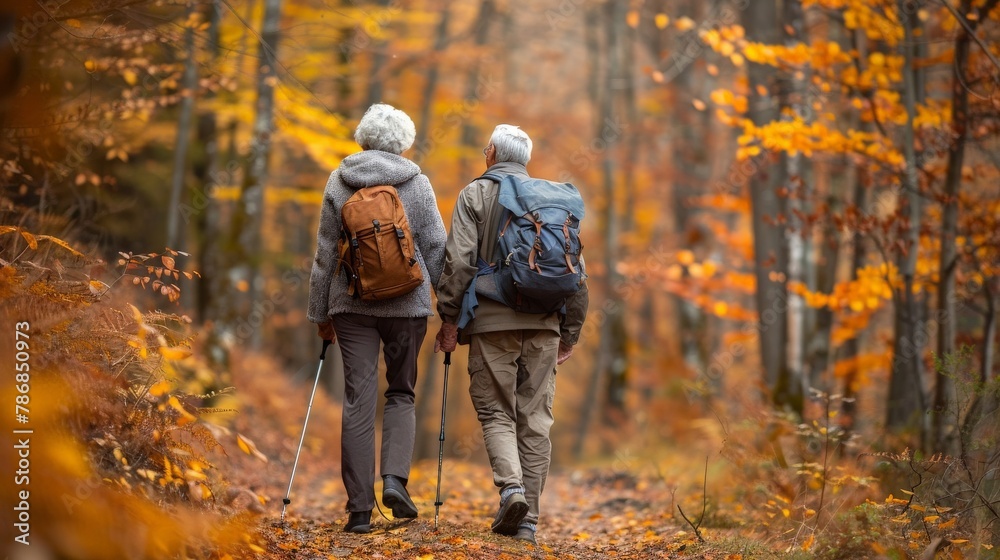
[320,338,332,360]
[444,351,451,366]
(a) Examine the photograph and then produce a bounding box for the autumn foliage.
[3,0,1000,557]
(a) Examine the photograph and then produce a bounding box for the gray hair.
[354,103,416,154]
[489,124,532,165]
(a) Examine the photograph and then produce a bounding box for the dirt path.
[257,460,696,559]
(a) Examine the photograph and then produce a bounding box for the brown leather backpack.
[337,186,423,300]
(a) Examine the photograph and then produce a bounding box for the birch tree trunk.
[886,0,927,436]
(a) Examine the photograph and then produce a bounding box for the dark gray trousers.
[332,313,427,512]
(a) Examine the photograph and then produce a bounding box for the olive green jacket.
[436,162,589,346]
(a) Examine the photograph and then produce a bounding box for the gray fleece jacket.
[307,150,447,321]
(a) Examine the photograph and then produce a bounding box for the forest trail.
[257,459,696,559]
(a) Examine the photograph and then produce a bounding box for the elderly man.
[434,124,588,545]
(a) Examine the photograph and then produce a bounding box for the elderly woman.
[307,103,447,533]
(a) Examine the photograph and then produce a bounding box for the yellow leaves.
[801,533,815,550]
[674,16,696,31]
[19,229,38,249]
[236,434,269,463]
[167,396,197,426]
[184,469,207,481]
[122,69,138,86]
[149,380,171,397]
[654,13,669,29]
[938,517,957,529]
[885,494,910,506]
[573,532,591,541]
[0,228,85,258]
[158,346,192,361]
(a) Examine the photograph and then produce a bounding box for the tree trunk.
[364,0,392,107]
[667,0,712,386]
[886,0,927,436]
[458,0,495,181]
[744,0,795,412]
[932,0,974,455]
[412,5,450,165]
[167,5,198,250]
[226,0,283,347]
[839,163,867,438]
[576,2,607,458]
[192,0,227,372]
[782,0,809,399]
[601,0,629,412]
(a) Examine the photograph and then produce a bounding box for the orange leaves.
[117,248,198,303]
[236,433,269,463]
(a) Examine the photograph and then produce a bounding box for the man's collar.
[486,161,529,178]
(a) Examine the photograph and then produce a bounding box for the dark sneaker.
[491,492,528,536]
[344,510,371,533]
[382,475,418,519]
[514,525,537,545]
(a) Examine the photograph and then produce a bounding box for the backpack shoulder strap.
[468,173,509,266]
[476,172,506,184]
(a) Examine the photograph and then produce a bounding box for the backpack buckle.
[372,219,381,232]
[396,228,405,239]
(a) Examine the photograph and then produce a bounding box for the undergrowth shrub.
[0,228,266,558]
[705,379,999,559]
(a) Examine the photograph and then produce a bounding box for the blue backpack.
[477,173,586,314]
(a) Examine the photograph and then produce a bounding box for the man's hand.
[557,341,574,365]
[317,322,336,342]
[434,322,458,353]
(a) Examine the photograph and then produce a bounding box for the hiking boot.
[382,475,418,519]
[491,490,528,536]
[343,510,371,533]
[514,524,537,545]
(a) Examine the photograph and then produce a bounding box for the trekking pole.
[281,338,332,523]
[433,352,452,530]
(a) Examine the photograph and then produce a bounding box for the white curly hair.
[489,124,532,165]
[353,103,416,155]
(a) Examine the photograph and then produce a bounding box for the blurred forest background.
[2,0,1000,557]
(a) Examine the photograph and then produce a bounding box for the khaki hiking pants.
[332,313,428,513]
[468,329,560,527]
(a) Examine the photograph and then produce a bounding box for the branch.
[938,0,1000,78]
[677,456,709,543]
